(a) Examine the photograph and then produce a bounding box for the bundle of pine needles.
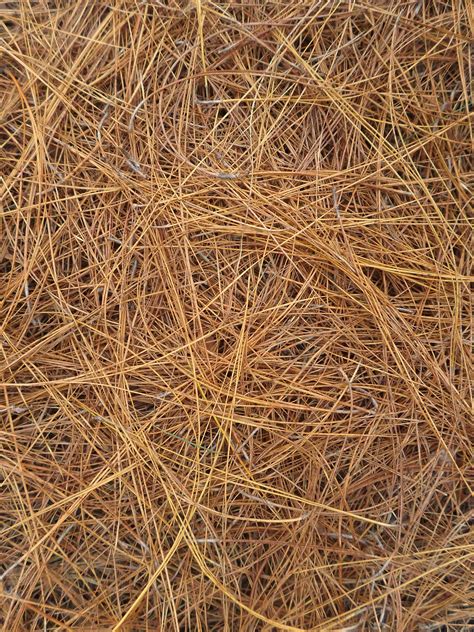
[1,1,472,630]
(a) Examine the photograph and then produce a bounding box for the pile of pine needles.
[1,1,472,630]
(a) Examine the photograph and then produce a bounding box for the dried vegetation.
[0,0,473,630]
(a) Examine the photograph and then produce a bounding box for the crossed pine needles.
[0,1,472,630]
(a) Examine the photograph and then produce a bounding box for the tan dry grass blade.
[1,1,472,630]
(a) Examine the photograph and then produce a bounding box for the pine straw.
[0,1,472,630]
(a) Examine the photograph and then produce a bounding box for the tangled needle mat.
[0,1,472,630]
